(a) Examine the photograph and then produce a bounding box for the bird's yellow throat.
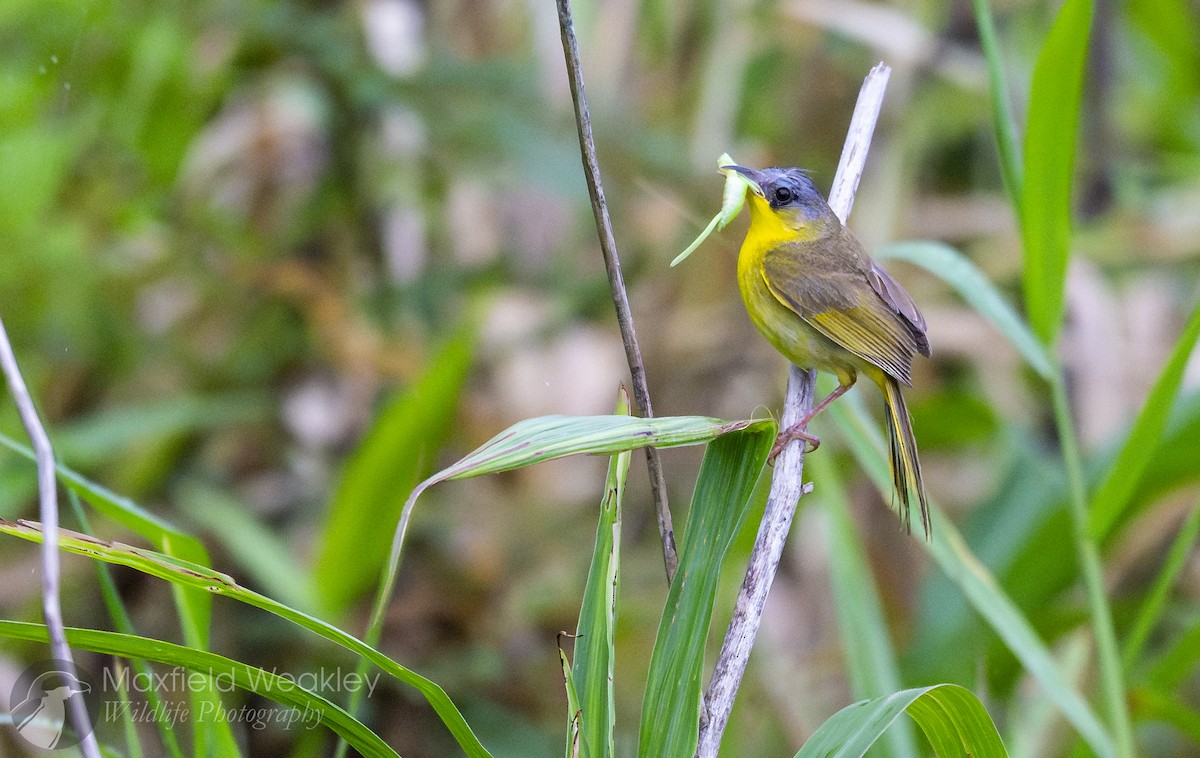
[738,194,824,272]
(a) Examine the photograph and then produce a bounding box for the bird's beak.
[720,165,765,197]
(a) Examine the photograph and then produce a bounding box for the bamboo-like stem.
[0,317,101,758]
[555,0,677,583]
[696,63,892,757]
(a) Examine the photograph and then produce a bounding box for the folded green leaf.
[794,684,1006,758]
[570,390,631,758]
[638,423,773,757]
[437,414,766,483]
[1019,0,1094,343]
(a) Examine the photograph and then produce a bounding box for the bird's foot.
[768,425,820,463]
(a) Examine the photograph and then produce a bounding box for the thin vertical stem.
[555,0,677,583]
[970,0,1025,206]
[1052,378,1136,757]
[0,316,100,758]
[696,63,892,757]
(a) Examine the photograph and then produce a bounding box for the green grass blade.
[436,415,769,483]
[0,433,216,650]
[637,423,773,757]
[1121,498,1200,670]
[0,620,399,758]
[181,482,316,614]
[366,412,773,658]
[0,519,492,757]
[1050,375,1134,758]
[111,660,144,758]
[828,400,1115,758]
[812,453,917,758]
[1090,298,1200,540]
[314,333,472,616]
[51,393,268,469]
[1019,0,1094,344]
[571,391,632,758]
[969,0,1024,205]
[0,432,235,751]
[879,242,1055,379]
[794,684,1006,758]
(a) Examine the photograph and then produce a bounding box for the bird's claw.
[767,428,820,464]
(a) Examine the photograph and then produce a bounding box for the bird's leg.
[769,381,854,461]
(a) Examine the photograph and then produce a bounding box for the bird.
[724,165,931,537]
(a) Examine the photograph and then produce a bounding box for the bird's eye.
[774,187,793,204]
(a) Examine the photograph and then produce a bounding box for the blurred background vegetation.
[1,0,1198,755]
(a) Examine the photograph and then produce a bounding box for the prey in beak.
[720,165,765,197]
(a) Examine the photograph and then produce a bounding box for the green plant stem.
[1051,377,1135,757]
[970,0,1024,205]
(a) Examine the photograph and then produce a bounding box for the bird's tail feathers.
[881,374,930,539]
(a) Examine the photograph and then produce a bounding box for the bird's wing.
[761,240,922,385]
[866,261,930,356]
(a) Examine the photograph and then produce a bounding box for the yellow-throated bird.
[726,165,931,537]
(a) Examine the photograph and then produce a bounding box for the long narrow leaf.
[0,434,214,649]
[1019,0,1094,343]
[0,433,234,751]
[0,620,398,758]
[880,242,1054,379]
[436,415,767,483]
[794,684,1006,758]
[1090,298,1200,540]
[570,391,632,758]
[315,333,472,616]
[0,519,491,758]
[637,423,774,757]
[369,413,772,654]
